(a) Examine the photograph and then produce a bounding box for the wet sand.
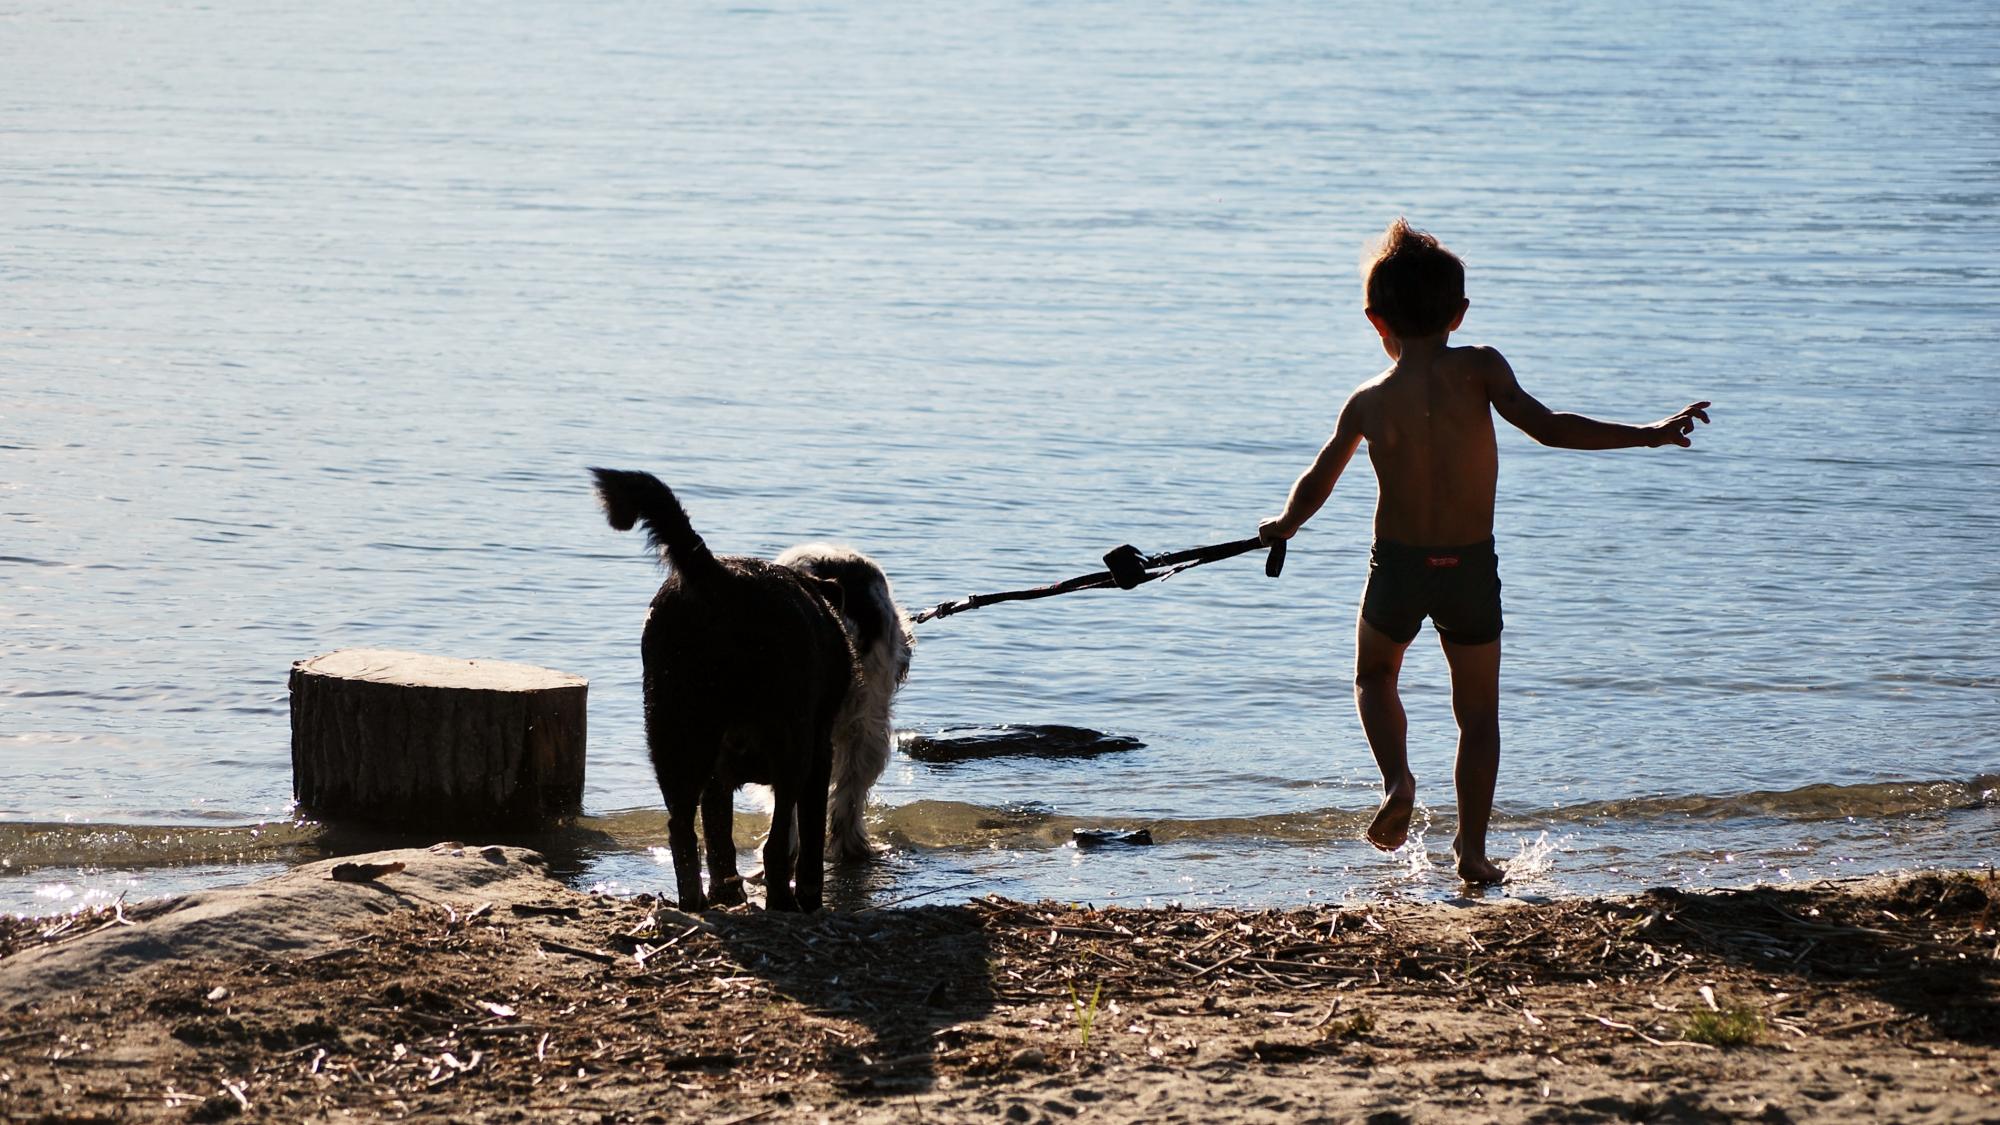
[1,847,1993,1122]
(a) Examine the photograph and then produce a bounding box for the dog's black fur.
[591,468,856,913]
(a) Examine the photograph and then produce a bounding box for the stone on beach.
[0,845,561,1008]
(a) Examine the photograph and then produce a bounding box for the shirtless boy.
[1258,219,1709,884]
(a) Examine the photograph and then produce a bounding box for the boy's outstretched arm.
[1480,347,1710,450]
[1260,393,1365,543]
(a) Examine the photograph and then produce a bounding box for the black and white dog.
[591,468,910,911]
[776,543,913,862]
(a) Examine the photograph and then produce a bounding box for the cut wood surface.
[290,649,586,831]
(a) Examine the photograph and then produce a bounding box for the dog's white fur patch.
[775,543,913,862]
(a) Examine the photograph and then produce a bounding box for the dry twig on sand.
[1,871,1994,1121]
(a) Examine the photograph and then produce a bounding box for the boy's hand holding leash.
[1257,517,1298,545]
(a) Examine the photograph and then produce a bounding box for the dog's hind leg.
[793,730,834,913]
[761,778,800,914]
[651,710,715,912]
[701,780,747,906]
[662,779,706,912]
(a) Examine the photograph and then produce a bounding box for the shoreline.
[1,847,1994,1122]
[5,775,1997,918]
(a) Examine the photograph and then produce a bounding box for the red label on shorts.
[1427,555,1460,568]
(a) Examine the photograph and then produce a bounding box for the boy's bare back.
[1350,343,1502,547]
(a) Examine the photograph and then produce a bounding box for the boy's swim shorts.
[1360,538,1503,646]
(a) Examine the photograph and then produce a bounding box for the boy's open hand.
[1643,401,1712,448]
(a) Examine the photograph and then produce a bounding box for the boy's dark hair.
[1363,218,1465,339]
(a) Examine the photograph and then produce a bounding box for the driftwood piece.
[329,861,407,883]
[290,649,586,830]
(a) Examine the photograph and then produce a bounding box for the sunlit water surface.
[3,1,1996,914]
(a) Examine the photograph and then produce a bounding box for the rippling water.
[4,0,1997,914]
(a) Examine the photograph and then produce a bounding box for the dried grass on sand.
[2,866,1994,1122]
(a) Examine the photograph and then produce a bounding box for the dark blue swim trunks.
[1360,538,1503,646]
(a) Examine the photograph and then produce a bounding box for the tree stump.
[290,649,587,831]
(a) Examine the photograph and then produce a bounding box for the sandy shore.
[1,846,1993,1123]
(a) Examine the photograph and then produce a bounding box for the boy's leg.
[1439,637,1504,884]
[1354,616,1416,850]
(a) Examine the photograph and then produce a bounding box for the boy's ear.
[1364,308,1392,339]
[1448,298,1469,332]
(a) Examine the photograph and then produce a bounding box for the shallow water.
[4,1,1997,913]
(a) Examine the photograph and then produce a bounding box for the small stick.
[872,878,989,909]
[1593,1014,1716,1050]
[538,940,618,965]
[1820,1013,1912,1037]
[1191,949,1251,979]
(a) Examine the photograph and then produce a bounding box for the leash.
[912,536,1285,624]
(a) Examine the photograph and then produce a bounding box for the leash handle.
[1137,535,1285,576]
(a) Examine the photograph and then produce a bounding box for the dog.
[591,467,854,913]
[774,544,914,862]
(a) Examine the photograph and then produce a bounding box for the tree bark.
[290,649,586,831]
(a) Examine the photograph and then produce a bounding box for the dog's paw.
[708,880,748,907]
[826,835,887,864]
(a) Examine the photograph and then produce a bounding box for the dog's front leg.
[664,781,707,912]
[827,710,891,862]
[701,781,747,906]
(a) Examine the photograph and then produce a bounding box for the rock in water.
[1072,828,1155,848]
[900,724,1144,763]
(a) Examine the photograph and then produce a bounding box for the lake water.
[4,0,1996,915]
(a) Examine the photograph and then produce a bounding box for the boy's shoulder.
[1353,345,1509,393]
[1351,367,1394,395]
[1443,344,1514,394]
[1446,343,1508,368]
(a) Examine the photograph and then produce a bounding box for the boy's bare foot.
[1457,856,1506,884]
[1451,836,1505,884]
[1365,773,1417,851]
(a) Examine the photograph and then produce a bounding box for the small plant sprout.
[1069,981,1103,1048]
[1323,1009,1376,1041]
[1682,1005,1764,1047]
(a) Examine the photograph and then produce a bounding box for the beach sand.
[1,846,1993,1123]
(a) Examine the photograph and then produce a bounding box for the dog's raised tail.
[590,468,722,581]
